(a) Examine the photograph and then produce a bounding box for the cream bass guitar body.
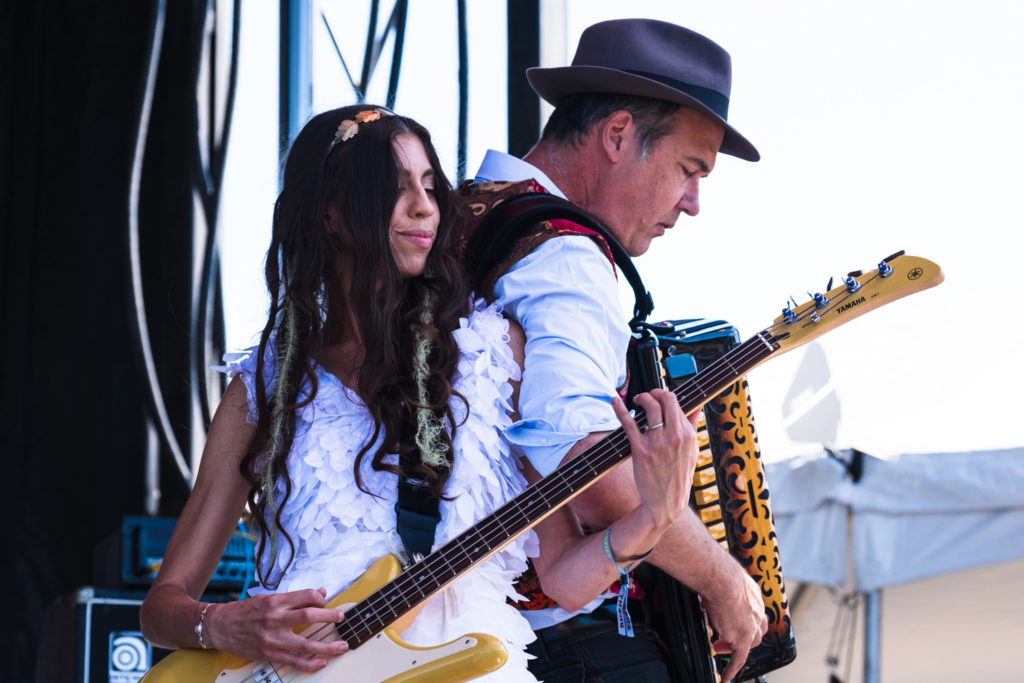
[142,555,507,682]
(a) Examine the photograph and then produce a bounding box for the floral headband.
[327,108,394,153]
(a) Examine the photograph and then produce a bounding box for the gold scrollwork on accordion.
[701,377,795,659]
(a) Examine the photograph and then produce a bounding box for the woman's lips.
[397,230,434,249]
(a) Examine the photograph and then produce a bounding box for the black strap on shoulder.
[464,192,654,324]
[395,475,439,561]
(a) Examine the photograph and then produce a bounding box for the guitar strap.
[394,403,444,562]
[395,469,440,561]
[463,192,654,325]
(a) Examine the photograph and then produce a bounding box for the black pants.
[525,604,673,683]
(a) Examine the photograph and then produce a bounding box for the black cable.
[456,0,468,183]
[360,0,381,97]
[385,0,408,110]
[321,10,361,100]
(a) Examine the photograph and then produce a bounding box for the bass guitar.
[142,251,943,682]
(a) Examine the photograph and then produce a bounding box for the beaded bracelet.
[601,523,654,638]
[194,602,213,649]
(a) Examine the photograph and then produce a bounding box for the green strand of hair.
[412,287,449,469]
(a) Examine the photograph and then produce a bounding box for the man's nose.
[677,182,700,217]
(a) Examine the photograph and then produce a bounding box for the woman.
[139,104,695,680]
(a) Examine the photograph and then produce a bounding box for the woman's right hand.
[203,588,349,672]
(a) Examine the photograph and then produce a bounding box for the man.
[461,18,769,683]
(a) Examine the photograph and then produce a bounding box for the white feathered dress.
[219,300,539,681]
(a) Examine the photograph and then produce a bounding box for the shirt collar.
[473,150,568,200]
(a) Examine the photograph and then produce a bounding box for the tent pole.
[863,589,882,683]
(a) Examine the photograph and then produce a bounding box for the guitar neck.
[334,332,780,649]
[334,251,944,648]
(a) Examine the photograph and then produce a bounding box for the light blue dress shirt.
[476,150,630,477]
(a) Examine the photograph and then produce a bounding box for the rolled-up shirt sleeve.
[495,236,630,476]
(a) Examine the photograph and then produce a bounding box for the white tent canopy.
[767,447,1024,592]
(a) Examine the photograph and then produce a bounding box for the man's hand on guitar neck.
[612,390,698,534]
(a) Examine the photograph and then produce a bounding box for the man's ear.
[599,110,635,163]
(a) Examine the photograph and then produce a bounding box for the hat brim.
[527,65,759,162]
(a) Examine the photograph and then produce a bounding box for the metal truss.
[281,0,470,181]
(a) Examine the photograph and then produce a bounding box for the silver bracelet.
[194,602,213,649]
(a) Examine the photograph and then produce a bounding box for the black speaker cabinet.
[36,587,172,683]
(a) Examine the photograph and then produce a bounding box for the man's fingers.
[612,395,649,441]
[719,658,741,683]
[610,395,634,432]
[630,392,667,433]
[718,646,751,683]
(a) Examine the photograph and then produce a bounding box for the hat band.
[624,70,730,120]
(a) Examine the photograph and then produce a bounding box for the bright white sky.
[221,0,1024,462]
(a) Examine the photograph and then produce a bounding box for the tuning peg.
[843,275,862,293]
[782,301,797,323]
[878,259,893,278]
[826,276,834,291]
[811,291,830,308]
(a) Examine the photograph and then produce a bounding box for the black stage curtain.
[0,1,207,677]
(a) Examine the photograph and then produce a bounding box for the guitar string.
[240,270,889,677]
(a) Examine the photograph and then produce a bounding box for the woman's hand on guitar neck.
[202,587,349,672]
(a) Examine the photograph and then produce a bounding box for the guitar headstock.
[765,251,944,354]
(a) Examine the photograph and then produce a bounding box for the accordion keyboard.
[691,414,729,549]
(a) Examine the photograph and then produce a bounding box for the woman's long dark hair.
[241,105,470,586]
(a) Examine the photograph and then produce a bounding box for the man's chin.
[629,240,653,258]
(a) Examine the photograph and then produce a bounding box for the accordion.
[627,318,797,682]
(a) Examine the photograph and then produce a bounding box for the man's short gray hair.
[540,93,683,157]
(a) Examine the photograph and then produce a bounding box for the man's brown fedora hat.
[527,18,759,161]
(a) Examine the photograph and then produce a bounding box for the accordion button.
[693,487,720,505]
[694,469,717,487]
[698,506,722,525]
[706,522,727,541]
